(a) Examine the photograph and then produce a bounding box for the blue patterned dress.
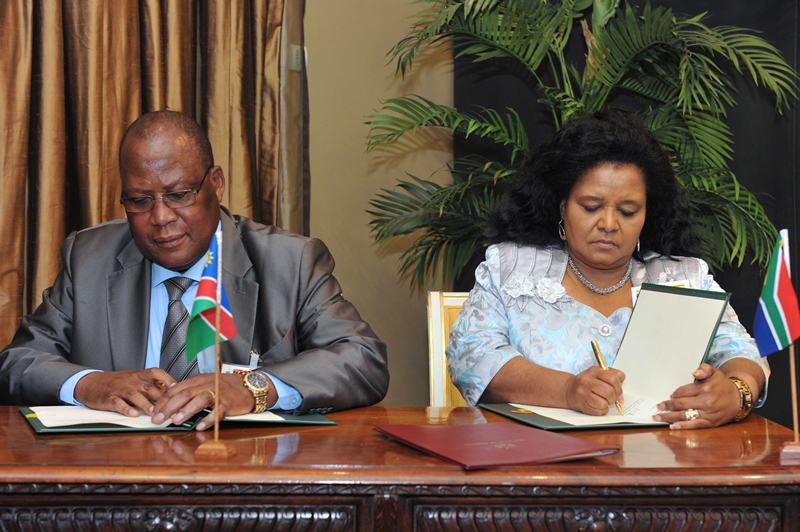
[446,243,770,407]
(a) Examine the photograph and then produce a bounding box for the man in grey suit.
[0,111,389,430]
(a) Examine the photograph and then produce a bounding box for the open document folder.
[481,284,731,430]
[20,405,336,433]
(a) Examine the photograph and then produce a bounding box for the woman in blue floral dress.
[447,112,768,429]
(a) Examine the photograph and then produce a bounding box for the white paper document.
[30,406,176,429]
[511,393,665,427]
[225,411,283,422]
[29,405,284,429]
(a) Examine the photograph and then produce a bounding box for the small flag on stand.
[186,231,237,365]
[753,229,800,461]
[188,229,238,460]
[753,229,800,357]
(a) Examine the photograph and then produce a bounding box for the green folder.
[20,407,336,434]
[479,403,665,432]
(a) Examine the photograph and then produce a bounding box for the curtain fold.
[162,0,197,113]
[256,0,284,226]
[0,0,305,348]
[64,0,142,228]
[0,1,33,350]
[202,0,254,219]
[277,0,308,234]
[29,0,67,321]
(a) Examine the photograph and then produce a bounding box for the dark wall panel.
[454,0,799,428]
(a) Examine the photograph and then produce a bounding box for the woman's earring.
[558,219,566,241]
[637,239,641,253]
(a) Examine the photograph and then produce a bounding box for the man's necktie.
[160,276,197,381]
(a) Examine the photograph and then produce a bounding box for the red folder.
[374,422,619,470]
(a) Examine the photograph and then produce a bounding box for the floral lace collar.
[502,273,571,311]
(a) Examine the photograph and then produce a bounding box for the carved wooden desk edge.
[0,406,797,531]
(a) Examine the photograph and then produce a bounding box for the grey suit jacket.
[0,208,389,414]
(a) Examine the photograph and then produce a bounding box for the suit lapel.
[220,210,258,361]
[107,237,151,371]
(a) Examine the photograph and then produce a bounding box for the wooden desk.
[0,406,798,531]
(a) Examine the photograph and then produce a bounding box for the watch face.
[247,372,268,390]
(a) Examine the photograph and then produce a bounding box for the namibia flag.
[753,229,800,357]
[186,230,237,363]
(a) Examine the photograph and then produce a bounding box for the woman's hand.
[654,363,741,429]
[565,366,625,416]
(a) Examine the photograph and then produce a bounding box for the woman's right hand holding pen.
[564,367,626,416]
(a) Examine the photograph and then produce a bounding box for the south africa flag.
[753,229,800,357]
[186,230,237,363]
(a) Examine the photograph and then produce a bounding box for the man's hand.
[74,368,176,417]
[565,366,625,416]
[151,373,262,431]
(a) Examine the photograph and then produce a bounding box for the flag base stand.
[780,441,800,465]
[195,441,237,460]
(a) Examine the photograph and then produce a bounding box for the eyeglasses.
[120,165,214,213]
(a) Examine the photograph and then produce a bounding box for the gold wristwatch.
[243,371,269,414]
[729,376,754,422]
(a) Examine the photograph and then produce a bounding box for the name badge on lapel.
[221,350,261,374]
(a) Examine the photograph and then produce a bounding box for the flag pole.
[195,230,236,460]
[213,286,221,442]
[791,343,799,442]
[782,342,800,463]
[789,342,800,443]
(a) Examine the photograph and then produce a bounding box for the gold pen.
[591,340,624,415]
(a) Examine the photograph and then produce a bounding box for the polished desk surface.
[1,406,798,488]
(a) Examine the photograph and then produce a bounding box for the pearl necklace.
[567,253,633,295]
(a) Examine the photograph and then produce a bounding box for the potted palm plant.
[366,0,798,289]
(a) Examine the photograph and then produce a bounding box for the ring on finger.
[684,408,699,421]
[206,390,216,406]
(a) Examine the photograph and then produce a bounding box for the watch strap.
[729,376,754,422]
[243,371,269,414]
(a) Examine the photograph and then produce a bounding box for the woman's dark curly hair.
[488,110,701,260]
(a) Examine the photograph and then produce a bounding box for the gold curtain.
[0,0,309,348]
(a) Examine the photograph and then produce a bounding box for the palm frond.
[392,189,497,288]
[368,174,442,243]
[399,0,582,77]
[675,47,736,118]
[446,0,567,75]
[389,0,561,77]
[585,3,679,108]
[390,1,464,77]
[643,106,734,168]
[679,22,799,113]
[677,165,776,269]
[368,171,498,288]
[617,68,680,105]
[463,0,504,18]
[539,85,586,127]
[426,159,516,209]
[584,4,741,118]
[366,95,529,162]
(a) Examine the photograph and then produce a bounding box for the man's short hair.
[120,110,214,169]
